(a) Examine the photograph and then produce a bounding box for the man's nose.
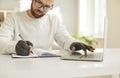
[38,7,44,11]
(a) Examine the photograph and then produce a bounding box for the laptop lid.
[61,15,108,62]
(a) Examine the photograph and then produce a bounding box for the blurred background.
[0,0,120,49]
[0,0,120,78]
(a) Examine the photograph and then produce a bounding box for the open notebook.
[11,50,61,58]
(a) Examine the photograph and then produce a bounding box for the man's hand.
[70,42,95,55]
[15,40,33,56]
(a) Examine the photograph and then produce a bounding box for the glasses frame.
[35,0,53,11]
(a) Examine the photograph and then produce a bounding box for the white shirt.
[0,10,78,54]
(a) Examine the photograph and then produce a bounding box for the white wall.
[54,0,78,34]
[0,0,19,11]
[0,0,31,11]
[107,0,120,48]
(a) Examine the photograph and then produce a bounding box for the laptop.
[60,17,107,62]
[60,48,104,62]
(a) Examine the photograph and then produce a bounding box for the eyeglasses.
[35,0,53,11]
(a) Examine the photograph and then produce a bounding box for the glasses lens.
[35,1,42,7]
[44,6,52,10]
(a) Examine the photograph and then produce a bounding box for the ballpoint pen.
[19,34,33,54]
[19,34,24,40]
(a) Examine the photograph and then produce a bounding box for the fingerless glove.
[15,40,33,56]
[70,42,92,51]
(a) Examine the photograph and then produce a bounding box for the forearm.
[55,33,79,51]
[0,39,17,54]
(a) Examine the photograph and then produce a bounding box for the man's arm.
[53,15,95,54]
[53,15,79,51]
[0,14,17,54]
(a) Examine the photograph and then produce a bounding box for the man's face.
[31,0,53,18]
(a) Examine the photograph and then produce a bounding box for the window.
[79,0,106,38]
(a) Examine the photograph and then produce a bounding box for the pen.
[19,34,24,40]
[19,34,33,54]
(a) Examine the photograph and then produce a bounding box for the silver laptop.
[61,17,107,62]
[60,49,104,62]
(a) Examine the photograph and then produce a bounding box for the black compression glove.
[70,42,94,51]
[15,40,33,56]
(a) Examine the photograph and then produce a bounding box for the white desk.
[0,49,120,78]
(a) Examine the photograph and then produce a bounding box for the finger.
[26,41,33,46]
[91,47,95,50]
[84,50,87,55]
[89,48,95,52]
[72,47,76,51]
[28,45,33,54]
[86,45,95,51]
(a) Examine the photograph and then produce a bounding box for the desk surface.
[0,49,120,78]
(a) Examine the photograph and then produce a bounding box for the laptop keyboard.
[80,53,101,58]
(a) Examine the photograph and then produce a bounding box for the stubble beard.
[31,6,45,18]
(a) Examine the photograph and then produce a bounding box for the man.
[0,0,95,56]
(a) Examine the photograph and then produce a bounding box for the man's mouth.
[35,11,43,15]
